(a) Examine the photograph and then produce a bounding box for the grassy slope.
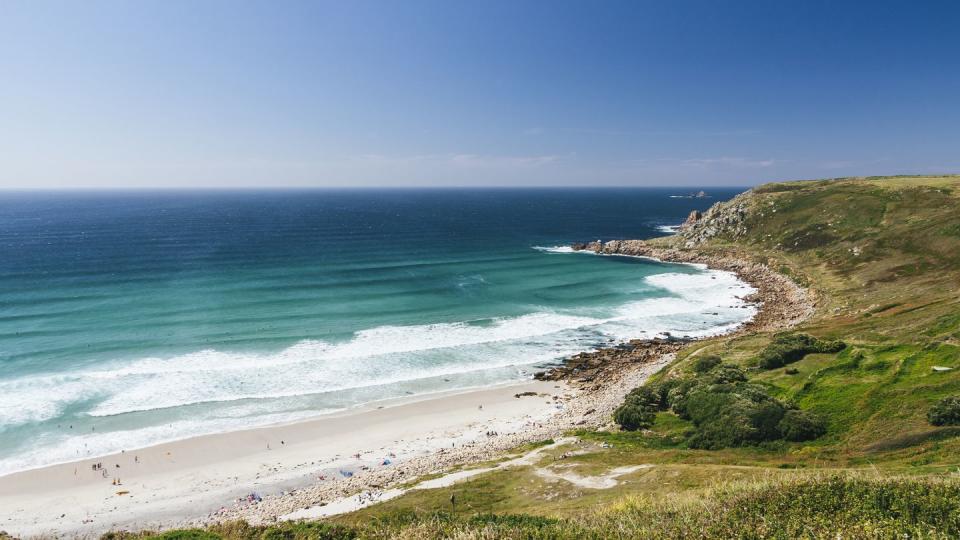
[661,175,960,469]
[106,176,960,539]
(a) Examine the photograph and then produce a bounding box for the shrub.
[785,367,799,375]
[687,411,758,450]
[614,386,661,430]
[623,385,662,409]
[692,355,722,373]
[684,382,787,448]
[614,362,826,447]
[928,396,960,426]
[665,379,698,419]
[778,409,828,441]
[613,401,657,431]
[707,364,749,384]
[648,378,680,409]
[757,333,846,369]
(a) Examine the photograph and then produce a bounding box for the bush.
[614,386,661,431]
[647,378,680,409]
[928,396,960,426]
[707,364,749,384]
[615,362,826,447]
[778,409,827,441]
[692,355,722,373]
[757,333,846,369]
[665,379,698,419]
[684,382,787,448]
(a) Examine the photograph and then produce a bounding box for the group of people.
[90,462,108,478]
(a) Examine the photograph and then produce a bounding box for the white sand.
[0,380,567,538]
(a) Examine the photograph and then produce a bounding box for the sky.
[0,0,958,188]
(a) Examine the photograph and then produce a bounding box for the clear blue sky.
[1,0,958,188]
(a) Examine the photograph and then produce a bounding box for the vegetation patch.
[928,396,960,426]
[615,363,825,449]
[101,521,357,540]
[756,333,846,369]
[108,476,960,539]
[691,354,722,373]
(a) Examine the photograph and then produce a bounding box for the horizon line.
[0,185,755,192]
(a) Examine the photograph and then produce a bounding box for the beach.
[0,380,570,537]
[0,345,677,538]
[0,350,672,538]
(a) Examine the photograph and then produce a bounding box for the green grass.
[104,476,960,539]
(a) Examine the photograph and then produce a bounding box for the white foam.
[531,245,577,254]
[655,225,681,234]
[0,311,603,423]
[0,262,759,475]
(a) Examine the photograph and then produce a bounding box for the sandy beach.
[0,380,573,538]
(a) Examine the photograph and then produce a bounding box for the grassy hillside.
[101,176,960,539]
[658,175,960,465]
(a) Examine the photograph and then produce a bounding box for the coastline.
[572,239,813,334]
[220,239,812,528]
[0,239,811,538]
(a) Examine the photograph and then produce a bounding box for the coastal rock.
[534,338,687,383]
[673,191,752,247]
[680,210,702,230]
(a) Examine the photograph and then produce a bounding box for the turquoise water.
[0,188,753,474]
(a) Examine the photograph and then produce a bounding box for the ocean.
[0,188,752,475]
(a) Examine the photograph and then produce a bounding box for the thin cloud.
[354,153,562,168]
[818,158,890,170]
[678,157,778,168]
[629,156,780,169]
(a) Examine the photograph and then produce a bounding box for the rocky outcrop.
[680,210,702,230]
[674,191,753,247]
[534,338,686,385]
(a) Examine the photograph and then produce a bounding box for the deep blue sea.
[0,188,754,474]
